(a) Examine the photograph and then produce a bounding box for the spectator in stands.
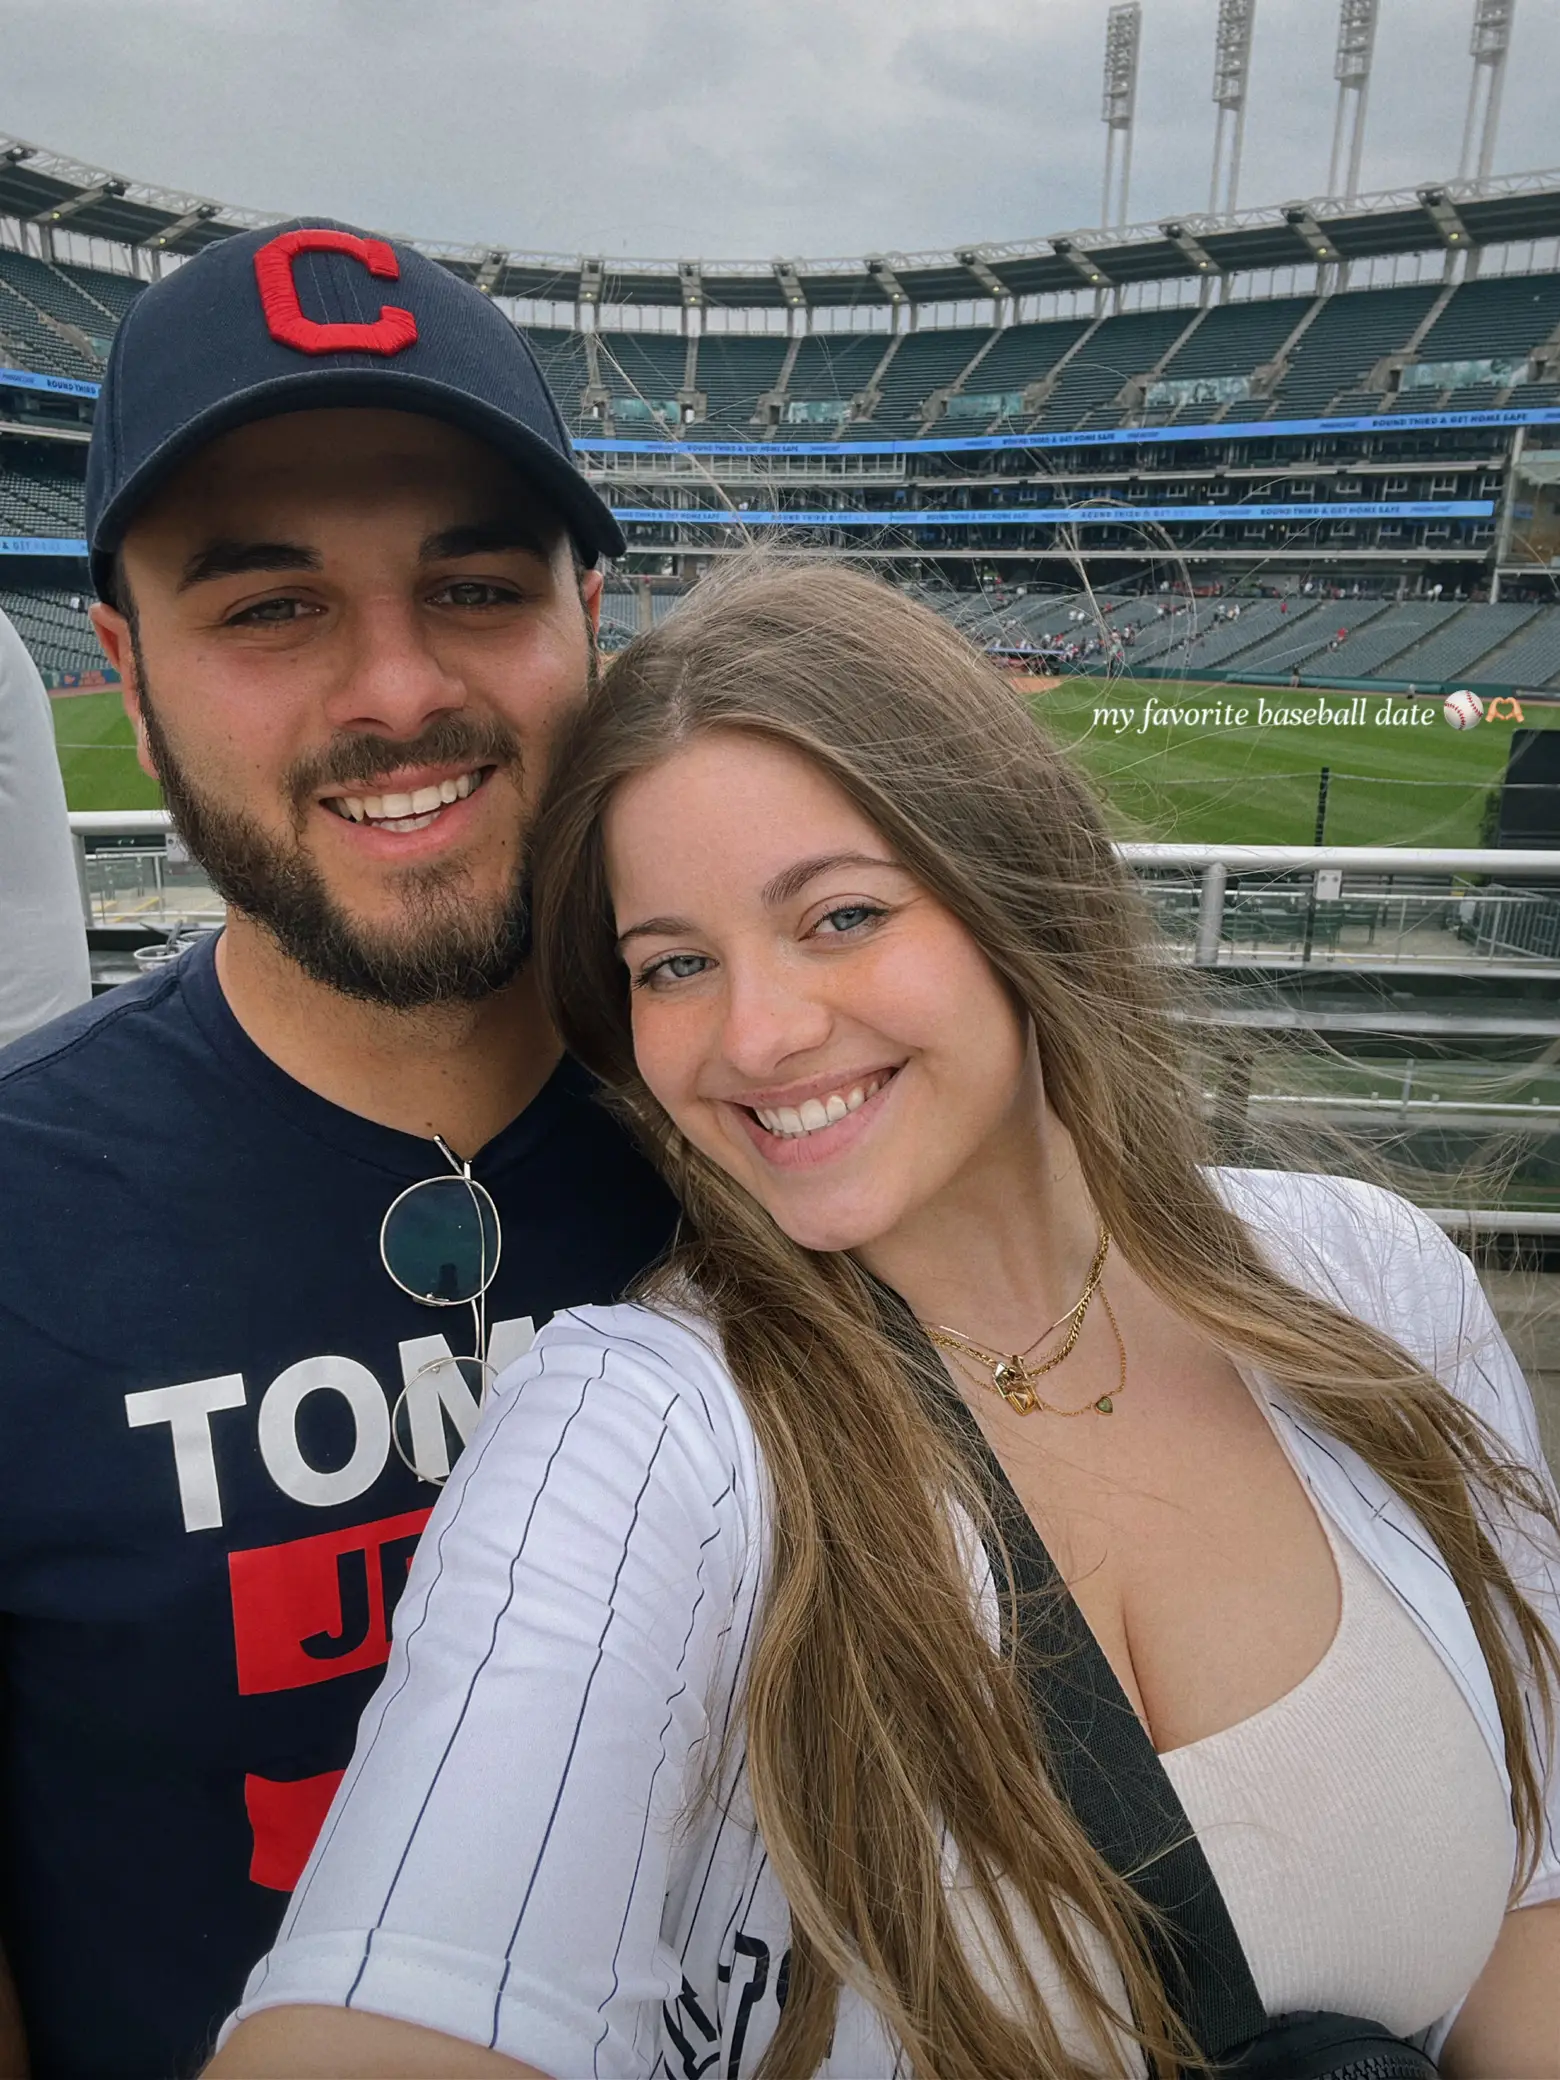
[0,223,674,2078]
[0,605,91,1048]
[216,564,1559,2079]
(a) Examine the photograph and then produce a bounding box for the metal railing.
[70,818,1560,968]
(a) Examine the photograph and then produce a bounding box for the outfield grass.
[1038,676,1560,848]
[50,690,162,812]
[49,677,1560,846]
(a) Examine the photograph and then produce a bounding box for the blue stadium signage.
[0,535,89,556]
[0,366,102,400]
[2,358,1555,453]
[578,405,1560,459]
[606,500,1494,529]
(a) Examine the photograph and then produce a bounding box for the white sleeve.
[1367,1190,1560,1911]
[0,609,91,1048]
[224,1308,754,2076]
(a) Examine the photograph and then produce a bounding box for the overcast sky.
[6,0,1557,261]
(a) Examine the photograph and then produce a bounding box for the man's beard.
[135,644,537,1010]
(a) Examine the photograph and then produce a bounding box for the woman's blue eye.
[815,904,882,935]
[638,953,709,988]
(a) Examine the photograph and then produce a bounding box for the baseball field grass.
[1035,675,1559,848]
[51,676,1560,845]
[50,689,161,812]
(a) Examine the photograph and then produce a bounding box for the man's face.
[91,407,602,1006]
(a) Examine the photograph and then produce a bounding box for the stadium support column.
[1208,0,1256,217]
[1100,3,1141,231]
[1327,0,1379,201]
[1459,0,1515,183]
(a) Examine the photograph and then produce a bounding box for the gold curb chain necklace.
[921,1225,1126,1417]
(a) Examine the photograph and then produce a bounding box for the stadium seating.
[0,275,101,383]
[1303,599,1458,677]
[1031,306,1193,429]
[1265,285,1440,419]
[523,328,590,422]
[0,584,100,676]
[862,327,989,434]
[1384,600,1541,682]
[693,334,789,431]
[0,252,117,357]
[0,454,88,533]
[1406,273,1560,401]
[59,261,146,324]
[1174,597,1322,669]
[960,317,1093,426]
[782,333,889,424]
[1471,610,1560,689]
[595,331,688,424]
[1147,295,1314,413]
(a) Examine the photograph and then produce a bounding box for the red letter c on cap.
[253,228,418,357]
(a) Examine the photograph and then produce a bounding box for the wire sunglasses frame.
[379,1134,501,1485]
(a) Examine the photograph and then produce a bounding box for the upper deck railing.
[68,815,1560,973]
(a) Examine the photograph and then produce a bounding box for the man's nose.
[720,954,833,1081]
[323,595,464,742]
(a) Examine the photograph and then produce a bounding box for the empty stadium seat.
[693,335,789,431]
[0,584,101,677]
[1266,285,1440,419]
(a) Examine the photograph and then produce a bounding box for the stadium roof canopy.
[3,133,1560,310]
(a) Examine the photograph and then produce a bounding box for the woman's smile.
[605,728,1036,1256]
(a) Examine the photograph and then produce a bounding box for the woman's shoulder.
[1207,1164,1516,1414]
[494,1295,763,1500]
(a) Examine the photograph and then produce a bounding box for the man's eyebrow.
[615,855,902,949]
[420,519,555,563]
[177,540,320,591]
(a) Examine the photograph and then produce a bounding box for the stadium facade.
[1,134,1560,688]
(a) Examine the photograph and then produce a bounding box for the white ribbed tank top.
[1157,1516,1514,2032]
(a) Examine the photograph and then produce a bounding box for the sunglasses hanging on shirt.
[380,1136,501,1485]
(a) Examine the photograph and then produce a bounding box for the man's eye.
[635,952,711,990]
[436,580,521,608]
[227,596,311,626]
[813,903,885,936]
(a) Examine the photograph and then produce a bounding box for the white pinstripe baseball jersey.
[224,1168,1560,2074]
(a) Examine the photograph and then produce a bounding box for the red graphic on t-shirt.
[228,1508,430,1695]
[244,1768,345,1891]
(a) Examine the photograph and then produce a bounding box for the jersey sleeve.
[1365,1188,1560,1913]
[221,1305,756,2077]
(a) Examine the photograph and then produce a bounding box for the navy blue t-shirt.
[0,936,675,2079]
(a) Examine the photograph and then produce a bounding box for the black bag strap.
[876,1288,1269,2058]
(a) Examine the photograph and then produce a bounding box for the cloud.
[2,0,1555,261]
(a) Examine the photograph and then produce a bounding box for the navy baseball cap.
[85,217,624,597]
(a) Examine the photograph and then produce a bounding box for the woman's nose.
[719,958,832,1080]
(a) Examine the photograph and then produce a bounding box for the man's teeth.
[753,1075,888,1139]
[330,769,483,827]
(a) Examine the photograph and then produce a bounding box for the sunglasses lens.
[382,1176,500,1304]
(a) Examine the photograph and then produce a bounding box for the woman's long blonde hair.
[530,560,1559,2080]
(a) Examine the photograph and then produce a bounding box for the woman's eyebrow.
[616,915,694,949]
[615,855,901,949]
[760,853,901,907]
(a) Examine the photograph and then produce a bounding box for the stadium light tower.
[1100,2,1142,230]
[1208,0,1257,217]
[1327,0,1379,201]
[1459,0,1515,184]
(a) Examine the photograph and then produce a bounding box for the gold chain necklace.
[922,1229,1126,1417]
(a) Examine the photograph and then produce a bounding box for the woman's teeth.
[329,769,484,830]
[753,1074,889,1139]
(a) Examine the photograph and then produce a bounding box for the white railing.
[70,820,1560,962]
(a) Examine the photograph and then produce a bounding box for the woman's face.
[604,729,1038,1256]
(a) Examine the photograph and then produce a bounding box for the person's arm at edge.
[206,2005,546,2077]
[1439,1898,1560,2079]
